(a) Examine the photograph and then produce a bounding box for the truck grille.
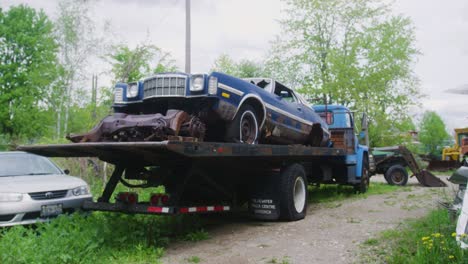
[143,75,186,98]
[29,190,68,200]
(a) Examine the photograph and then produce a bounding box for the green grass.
[308,182,401,204]
[0,212,207,264]
[359,209,468,263]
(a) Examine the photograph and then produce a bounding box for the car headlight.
[0,192,23,202]
[190,75,204,92]
[114,87,124,103]
[208,76,218,95]
[72,186,90,196]
[126,82,139,98]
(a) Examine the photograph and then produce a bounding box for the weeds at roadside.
[267,256,290,264]
[183,229,209,242]
[185,256,201,263]
[308,182,399,204]
[358,209,467,264]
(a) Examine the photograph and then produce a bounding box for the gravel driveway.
[162,175,454,264]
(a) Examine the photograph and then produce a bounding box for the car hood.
[0,174,87,193]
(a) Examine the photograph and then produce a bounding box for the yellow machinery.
[442,128,468,161]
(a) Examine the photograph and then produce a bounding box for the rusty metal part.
[414,170,447,187]
[397,146,447,187]
[373,146,447,187]
[427,159,461,172]
[67,110,206,143]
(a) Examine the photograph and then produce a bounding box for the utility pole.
[185,0,191,73]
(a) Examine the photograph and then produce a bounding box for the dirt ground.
[162,175,456,264]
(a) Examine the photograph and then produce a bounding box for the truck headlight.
[126,82,139,98]
[190,75,204,92]
[72,186,90,196]
[114,87,124,103]
[0,192,23,202]
[208,76,218,95]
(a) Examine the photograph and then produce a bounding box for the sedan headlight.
[0,192,23,202]
[126,82,139,98]
[72,186,90,196]
[190,75,205,92]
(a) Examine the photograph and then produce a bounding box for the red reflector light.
[150,194,161,205]
[161,195,169,205]
[117,192,138,204]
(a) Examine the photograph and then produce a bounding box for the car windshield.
[0,153,62,177]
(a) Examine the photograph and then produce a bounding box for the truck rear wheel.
[279,163,308,221]
[384,165,408,186]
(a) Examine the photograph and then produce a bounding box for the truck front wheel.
[279,163,308,221]
[354,157,370,193]
[384,165,408,186]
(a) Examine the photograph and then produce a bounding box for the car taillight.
[117,192,138,204]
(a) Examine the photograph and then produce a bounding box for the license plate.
[40,204,63,218]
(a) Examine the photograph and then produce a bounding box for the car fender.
[233,94,267,129]
[355,144,369,177]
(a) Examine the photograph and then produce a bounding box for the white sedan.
[0,151,92,227]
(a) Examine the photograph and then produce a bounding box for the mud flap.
[414,170,447,187]
[248,172,281,220]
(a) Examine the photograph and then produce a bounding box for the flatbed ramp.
[18,141,345,165]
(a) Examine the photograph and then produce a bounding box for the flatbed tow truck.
[17,104,445,221]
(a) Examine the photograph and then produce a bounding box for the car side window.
[274,86,296,103]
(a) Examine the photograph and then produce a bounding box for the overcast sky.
[3,0,468,132]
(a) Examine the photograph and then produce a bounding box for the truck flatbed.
[18,141,345,165]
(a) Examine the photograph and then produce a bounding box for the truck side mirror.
[361,112,368,130]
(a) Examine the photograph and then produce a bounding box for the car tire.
[279,163,308,221]
[225,105,259,144]
[354,156,370,193]
[384,165,408,186]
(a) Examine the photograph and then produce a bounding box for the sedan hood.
[0,174,87,193]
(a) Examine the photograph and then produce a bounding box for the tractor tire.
[278,163,308,221]
[225,105,259,144]
[384,165,409,186]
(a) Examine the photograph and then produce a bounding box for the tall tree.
[54,0,103,138]
[0,5,59,139]
[211,54,264,78]
[107,44,177,83]
[265,0,420,146]
[419,111,450,156]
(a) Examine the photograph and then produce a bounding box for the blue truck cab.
[312,105,370,191]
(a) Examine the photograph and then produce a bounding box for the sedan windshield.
[0,153,62,177]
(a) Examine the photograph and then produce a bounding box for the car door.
[270,84,307,142]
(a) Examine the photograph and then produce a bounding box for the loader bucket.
[427,160,461,171]
[414,170,447,187]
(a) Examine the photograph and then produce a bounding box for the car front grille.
[0,214,15,222]
[28,190,68,200]
[143,75,186,98]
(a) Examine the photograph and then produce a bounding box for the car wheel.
[225,105,259,144]
[354,156,369,193]
[279,163,308,221]
[384,165,408,186]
